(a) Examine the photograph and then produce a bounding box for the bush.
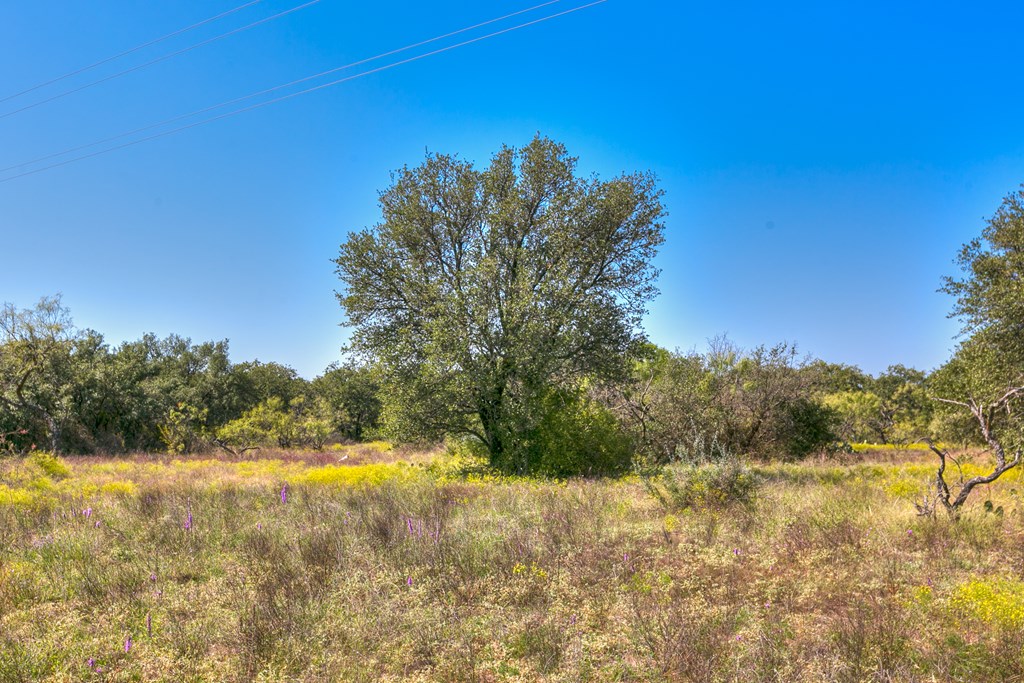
[780,397,837,461]
[524,388,635,477]
[647,458,760,511]
[27,450,70,481]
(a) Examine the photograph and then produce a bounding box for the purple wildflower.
[94,521,101,528]
[280,483,288,504]
[256,522,262,531]
[125,636,132,653]
[149,572,156,582]
[184,509,192,531]
[407,517,414,535]
[733,548,740,556]
[87,657,95,668]
[406,576,413,586]
[83,507,92,519]
[623,553,630,562]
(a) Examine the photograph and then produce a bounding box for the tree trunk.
[44,412,60,454]
[478,384,510,470]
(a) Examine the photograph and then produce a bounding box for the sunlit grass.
[849,441,946,452]
[1,448,1022,681]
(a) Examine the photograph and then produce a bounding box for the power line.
[0,0,561,175]
[0,0,609,184]
[0,0,324,121]
[0,1,263,106]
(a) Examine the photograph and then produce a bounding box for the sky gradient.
[2,0,1022,377]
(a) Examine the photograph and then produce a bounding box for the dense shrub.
[443,388,636,477]
[646,458,760,511]
[27,450,70,480]
[525,389,635,477]
[779,397,837,461]
[609,341,839,462]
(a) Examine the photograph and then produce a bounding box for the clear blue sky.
[2,0,1022,378]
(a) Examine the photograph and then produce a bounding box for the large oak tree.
[334,136,665,472]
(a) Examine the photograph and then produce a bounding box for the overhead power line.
[0,0,323,121]
[0,0,609,184]
[0,1,263,106]
[0,0,560,176]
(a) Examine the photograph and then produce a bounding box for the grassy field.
[2,446,1023,682]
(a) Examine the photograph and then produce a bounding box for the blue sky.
[2,0,1022,377]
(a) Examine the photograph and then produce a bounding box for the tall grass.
[0,449,1022,681]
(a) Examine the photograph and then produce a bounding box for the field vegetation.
[3,446,1024,682]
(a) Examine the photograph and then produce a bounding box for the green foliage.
[932,186,1024,448]
[804,360,870,393]
[824,390,884,443]
[908,187,1024,514]
[158,402,209,454]
[311,363,381,441]
[215,397,336,453]
[622,345,724,462]
[781,397,837,460]
[27,450,70,480]
[524,388,634,477]
[719,342,833,459]
[0,294,388,455]
[610,340,837,462]
[930,337,1023,452]
[942,186,1024,357]
[215,400,279,453]
[647,457,760,511]
[0,296,79,453]
[233,360,308,409]
[335,135,665,473]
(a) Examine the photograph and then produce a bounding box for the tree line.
[0,300,381,455]
[0,297,951,465]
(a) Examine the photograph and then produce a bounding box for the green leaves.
[215,396,338,454]
[932,187,1024,449]
[334,136,666,472]
[943,187,1024,342]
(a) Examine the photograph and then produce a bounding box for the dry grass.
[1,447,1022,681]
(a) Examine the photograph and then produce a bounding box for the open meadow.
[2,446,1023,683]
[6,2,1024,681]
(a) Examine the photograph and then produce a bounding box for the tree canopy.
[935,186,1024,437]
[942,186,1024,354]
[334,136,666,472]
[921,186,1024,513]
[0,296,382,455]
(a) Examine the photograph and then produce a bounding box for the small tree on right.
[924,186,1024,515]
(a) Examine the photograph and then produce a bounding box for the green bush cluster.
[525,389,634,478]
[215,396,333,454]
[647,458,760,511]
